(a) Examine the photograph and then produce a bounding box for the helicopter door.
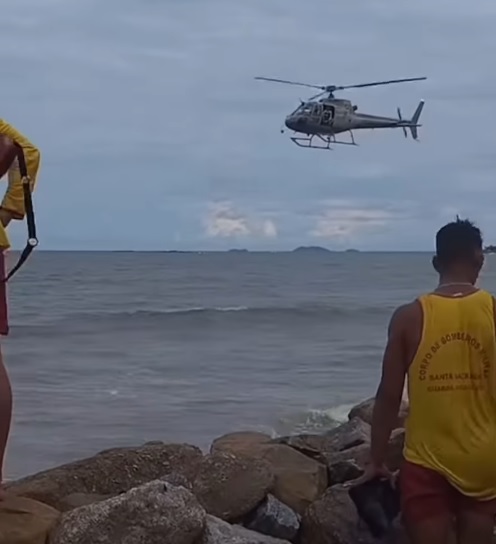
[311,104,322,119]
[321,105,335,126]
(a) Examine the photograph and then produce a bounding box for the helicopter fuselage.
[284,98,415,136]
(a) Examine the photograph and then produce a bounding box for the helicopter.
[255,76,427,150]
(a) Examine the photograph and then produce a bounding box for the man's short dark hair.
[435,216,483,265]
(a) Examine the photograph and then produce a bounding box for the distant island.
[484,245,496,254]
[228,248,249,253]
[292,246,331,253]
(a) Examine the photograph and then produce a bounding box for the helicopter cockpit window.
[290,104,312,116]
[312,104,322,117]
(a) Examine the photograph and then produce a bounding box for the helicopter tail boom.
[409,100,424,140]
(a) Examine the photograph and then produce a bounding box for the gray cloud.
[2,0,496,250]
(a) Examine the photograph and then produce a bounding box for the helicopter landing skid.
[290,132,357,150]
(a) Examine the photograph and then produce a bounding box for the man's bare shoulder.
[389,299,422,333]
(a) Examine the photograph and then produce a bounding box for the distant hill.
[484,245,496,254]
[293,245,331,253]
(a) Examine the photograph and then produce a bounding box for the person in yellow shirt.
[359,217,496,544]
[0,119,40,495]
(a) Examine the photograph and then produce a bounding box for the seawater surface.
[4,250,496,478]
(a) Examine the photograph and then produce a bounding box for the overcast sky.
[2,0,496,250]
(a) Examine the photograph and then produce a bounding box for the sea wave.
[63,303,392,322]
[272,404,354,436]
[11,302,394,332]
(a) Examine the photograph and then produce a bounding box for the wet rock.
[270,435,329,465]
[206,439,327,516]
[253,444,328,515]
[322,417,371,452]
[192,451,274,521]
[212,432,328,513]
[324,429,405,485]
[324,443,369,486]
[300,484,401,544]
[6,442,203,511]
[328,458,364,485]
[50,480,206,544]
[245,494,300,542]
[162,470,194,490]
[348,397,409,429]
[300,482,409,544]
[0,495,59,544]
[201,515,291,544]
[275,418,370,458]
[210,432,273,455]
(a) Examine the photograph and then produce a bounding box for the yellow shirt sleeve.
[0,119,41,249]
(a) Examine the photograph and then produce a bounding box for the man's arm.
[0,135,18,228]
[0,119,41,225]
[369,304,410,468]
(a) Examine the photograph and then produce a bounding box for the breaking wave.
[64,303,392,323]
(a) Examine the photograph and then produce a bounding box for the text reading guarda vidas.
[418,331,490,393]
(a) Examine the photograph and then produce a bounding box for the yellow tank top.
[0,119,41,249]
[404,289,496,499]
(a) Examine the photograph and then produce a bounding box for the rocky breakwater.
[1,396,409,544]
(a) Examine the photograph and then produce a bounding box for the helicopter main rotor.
[254,76,427,99]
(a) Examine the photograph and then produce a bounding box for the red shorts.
[399,460,496,523]
[0,252,7,335]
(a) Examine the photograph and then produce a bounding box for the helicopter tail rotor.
[397,100,424,140]
[397,107,408,138]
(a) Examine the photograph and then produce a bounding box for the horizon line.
[5,248,439,253]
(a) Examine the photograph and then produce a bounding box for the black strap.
[3,143,38,282]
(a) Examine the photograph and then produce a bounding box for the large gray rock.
[211,432,273,455]
[245,494,300,542]
[348,397,408,429]
[210,433,328,515]
[50,480,206,544]
[192,451,274,521]
[58,492,112,511]
[321,417,371,452]
[201,515,291,544]
[299,484,405,544]
[6,442,203,511]
[324,429,405,486]
[275,417,370,458]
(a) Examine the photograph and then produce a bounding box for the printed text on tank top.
[403,288,496,499]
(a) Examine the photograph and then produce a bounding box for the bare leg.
[0,348,12,494]
[457,511,494,544]
[405,515,455,544]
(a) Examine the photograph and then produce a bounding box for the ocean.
[3,250,496,479]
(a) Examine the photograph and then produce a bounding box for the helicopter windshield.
[290,103,312,116]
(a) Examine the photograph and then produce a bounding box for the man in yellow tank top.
[0,119,40,497]
[359,218,496,543]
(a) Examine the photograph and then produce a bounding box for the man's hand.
[352,462,393,487]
